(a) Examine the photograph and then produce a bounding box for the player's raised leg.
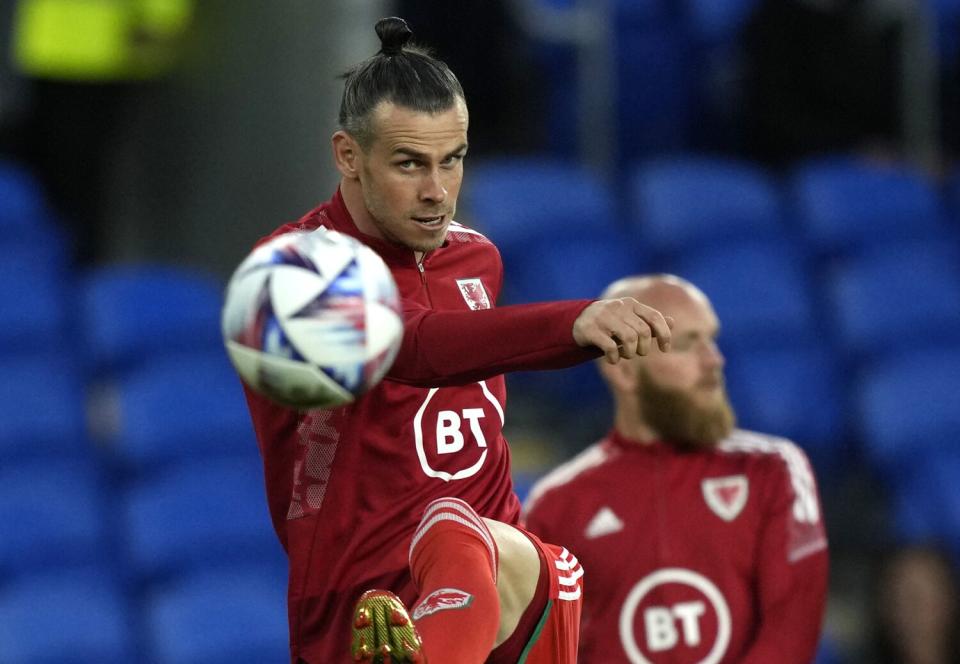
[350,497,583,663]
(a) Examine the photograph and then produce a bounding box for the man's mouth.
[412,214,445,228]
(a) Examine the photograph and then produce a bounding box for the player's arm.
[739,451,829,664]
[389,298,672,387]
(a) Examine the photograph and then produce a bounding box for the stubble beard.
[362,188,448,254]
[637,369,736,451]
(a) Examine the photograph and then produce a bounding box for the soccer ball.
[221,228,403,409]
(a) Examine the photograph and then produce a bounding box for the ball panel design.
[221,228,403,410]
[225,341,355,409]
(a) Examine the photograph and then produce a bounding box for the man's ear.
[332,130,361,180]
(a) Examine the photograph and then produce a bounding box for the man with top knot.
[240,17,674,664]
[524,274,829,664]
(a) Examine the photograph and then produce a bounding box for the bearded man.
[524,274,829,664]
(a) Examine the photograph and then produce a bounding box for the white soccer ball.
[221,228,403,409]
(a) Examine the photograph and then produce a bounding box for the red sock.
[408,498,501,663]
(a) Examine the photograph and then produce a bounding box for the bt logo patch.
[414,381,504,481]
[619,568,731,664]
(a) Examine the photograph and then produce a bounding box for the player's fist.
[572,298,673,364]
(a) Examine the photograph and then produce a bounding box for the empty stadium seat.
[683,0,758,45]
[0,247,70,352]
[462,158,619,256]
[0,354,88,460]
[0,460,109,576]
[789,158,947,255]
[628,155,785,255]
[104,352,256,470]
[79,264,224,375]
[667,240,819,352]
[888,450,960,556]
[144,566,288,664]
[0,160,56,242]
[501,235,641,304]
[826,239,960,360]
[855,347,960,473]
[121,457,280,582]
[615,21,695,160]
[724,347,847,479]
[0,569,134,663]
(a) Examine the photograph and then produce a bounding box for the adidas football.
[222,229,403,409]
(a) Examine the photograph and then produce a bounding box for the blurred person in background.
[240,17,674,664]
[742,0,903,167]
[867,544,960,664]
[524,274,829,663]
[3,0,192,263]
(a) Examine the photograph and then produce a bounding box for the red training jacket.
[524,428,829,664]
[242,189,597,663]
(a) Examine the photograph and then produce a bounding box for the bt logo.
[619,568,731,664]
[414,381,504,481]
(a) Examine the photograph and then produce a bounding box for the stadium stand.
[824,238,960,361]
[0,569,134,663]
[143,566,288,664]
[789,157,947,256]
[0,459,109,576]
[120,457,282,584]
[628,154,786,256]
[724,347,848,480]
[0,354,88,460]
[666,238,820,353]
[855,347,960,476]
[104,352,256,472]
[78,264,224,376]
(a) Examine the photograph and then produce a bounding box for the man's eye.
[397,160,418,169]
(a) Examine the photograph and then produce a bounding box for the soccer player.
[524,274,829,664]
[240,17,673,664]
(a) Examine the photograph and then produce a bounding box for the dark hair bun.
[376,17,413,56]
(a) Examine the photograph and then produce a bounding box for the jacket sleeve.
[387,299,601,387]
[740,449,829,663]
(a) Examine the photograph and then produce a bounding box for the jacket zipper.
[416,254,434,307]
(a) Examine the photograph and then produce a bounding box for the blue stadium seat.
[463,157,619,254]
[724,347,847,479]
[855,348,960,473]
[121,457,281,582]
[826,239,960,360]
[0,161,54,239]
[615,22,695,160]
[0,247,70,352]
[0,354,88,460]
[533,1,683,158]
[501,235,641,304]
[0,460,108,576]
[106,352,256,470]
[79,264,224,375]
[144,566,288,664]
[948,170,960,225]
[889,450,960,556]
[683,0,758,45]
[0,569,134,664]
[789,158,946,255]
[667,240,819,353]
[628,155,784,255]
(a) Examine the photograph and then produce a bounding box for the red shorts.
[487,528,583,664]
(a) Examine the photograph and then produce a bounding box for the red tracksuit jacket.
[242,189,596,663]
[524,428,829,664]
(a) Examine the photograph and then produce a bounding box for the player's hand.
[572,298,673,364]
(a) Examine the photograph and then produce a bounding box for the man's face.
[355,100,468,253]
[634,290,735,449]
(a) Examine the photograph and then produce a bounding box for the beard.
[636,369,736,451]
